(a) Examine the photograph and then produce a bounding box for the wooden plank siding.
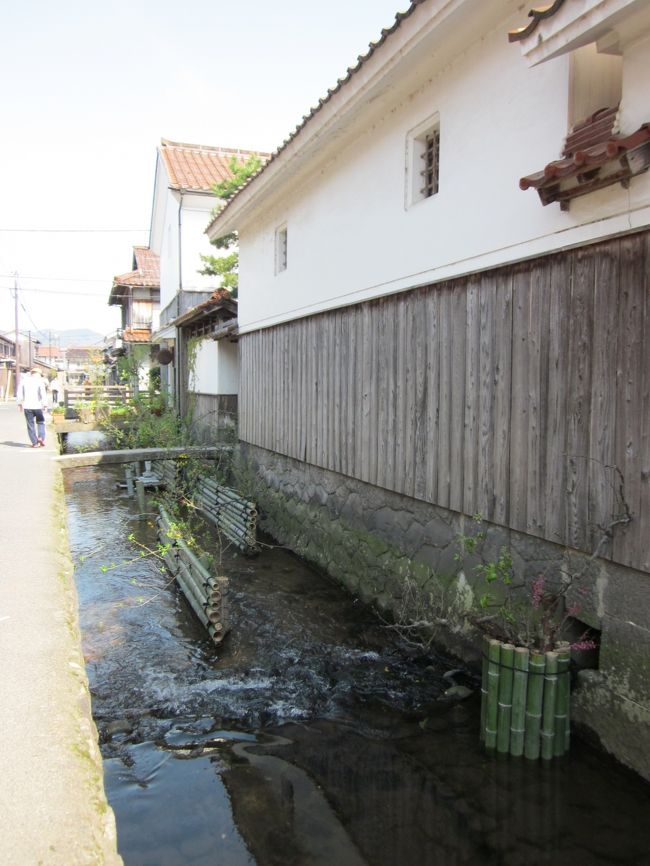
[239,232,650,572]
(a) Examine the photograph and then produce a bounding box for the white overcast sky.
[0,0,406,340]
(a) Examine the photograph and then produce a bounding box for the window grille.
[276,226,288,273]
[420,130,440,198]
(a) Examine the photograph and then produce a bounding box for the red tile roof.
[159,140,269,193]
[508,1,566,43]
[520,109,650,207]
[110,246,160,304]
[122,328,151,343]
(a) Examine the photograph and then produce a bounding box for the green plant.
[199,153,264,297]
[455,518,597,652]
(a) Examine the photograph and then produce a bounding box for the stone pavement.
[0,404,122,866]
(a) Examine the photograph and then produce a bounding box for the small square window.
[406,115,440,208]
[275,225,288,273]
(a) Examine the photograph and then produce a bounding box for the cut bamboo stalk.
[484,639,501,751]
[480,634,490,742]
[497,643,514,754]
[510,647,529,758]
[554,646,571,757]
[177,558,209,611]
[175,537,212,582]
[524,651,546,760]
[175,568,210,629]
[540,651,559,760]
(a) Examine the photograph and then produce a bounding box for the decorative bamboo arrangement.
[157,505,229,645]
[192,475,258,555]
[480,636,571,759]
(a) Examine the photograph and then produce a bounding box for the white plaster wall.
[216,341,238,395]
[151,173,220,310]
[179,195,222,292]
[621,30,650,130]
[158,190,179,312]
[189,338,238,395]
[236,14,650,333]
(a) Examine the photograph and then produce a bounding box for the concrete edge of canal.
[0,402,123,866]
[49,466,124,866]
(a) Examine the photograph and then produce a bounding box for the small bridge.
[55,445,232,469]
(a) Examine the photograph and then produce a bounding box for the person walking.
[17,367,47,447]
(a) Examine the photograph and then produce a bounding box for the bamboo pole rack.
[157,505,229,645]
[192,475,258,555]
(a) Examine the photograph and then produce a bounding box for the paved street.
[0,403,122,866]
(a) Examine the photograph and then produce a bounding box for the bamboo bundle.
[481,639,571,761]
[195,491,257,522]
[156,505,229,645]
[192,476,258,554]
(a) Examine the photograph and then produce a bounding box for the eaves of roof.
[206,0,433,238]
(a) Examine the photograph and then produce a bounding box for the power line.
[1,274,109,284]
[1,285,109,297]
[0,228,148,233]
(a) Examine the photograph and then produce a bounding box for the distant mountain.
[36,328,105,348]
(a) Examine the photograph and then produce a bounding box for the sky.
[0,0,406,343]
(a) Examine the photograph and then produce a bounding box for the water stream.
[64,464,650,866]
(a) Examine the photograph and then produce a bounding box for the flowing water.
[64,465,650,866]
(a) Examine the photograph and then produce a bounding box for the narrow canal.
[63,464,650,866]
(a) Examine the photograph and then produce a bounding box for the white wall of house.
[230,1,650,334]
[189,337,238,395]
[179,198,218,292]
[150,159,219,312]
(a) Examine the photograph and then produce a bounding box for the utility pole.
[13,272,20,396]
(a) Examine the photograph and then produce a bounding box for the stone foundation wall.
[235,443,650,781]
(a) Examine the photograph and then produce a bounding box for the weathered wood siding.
[190,393,238,443]
[240,232,650,572]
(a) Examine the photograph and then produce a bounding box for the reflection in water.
[64,467,650,866]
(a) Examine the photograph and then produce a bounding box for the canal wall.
[236,443,650,782]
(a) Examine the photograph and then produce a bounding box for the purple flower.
[531,575,545,609]
[570,639,597,651]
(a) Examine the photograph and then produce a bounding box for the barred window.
[406,115,440,208]
[420,129,440,198]
[275,225,288,273]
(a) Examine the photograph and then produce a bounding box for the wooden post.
[135,478,146,514]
